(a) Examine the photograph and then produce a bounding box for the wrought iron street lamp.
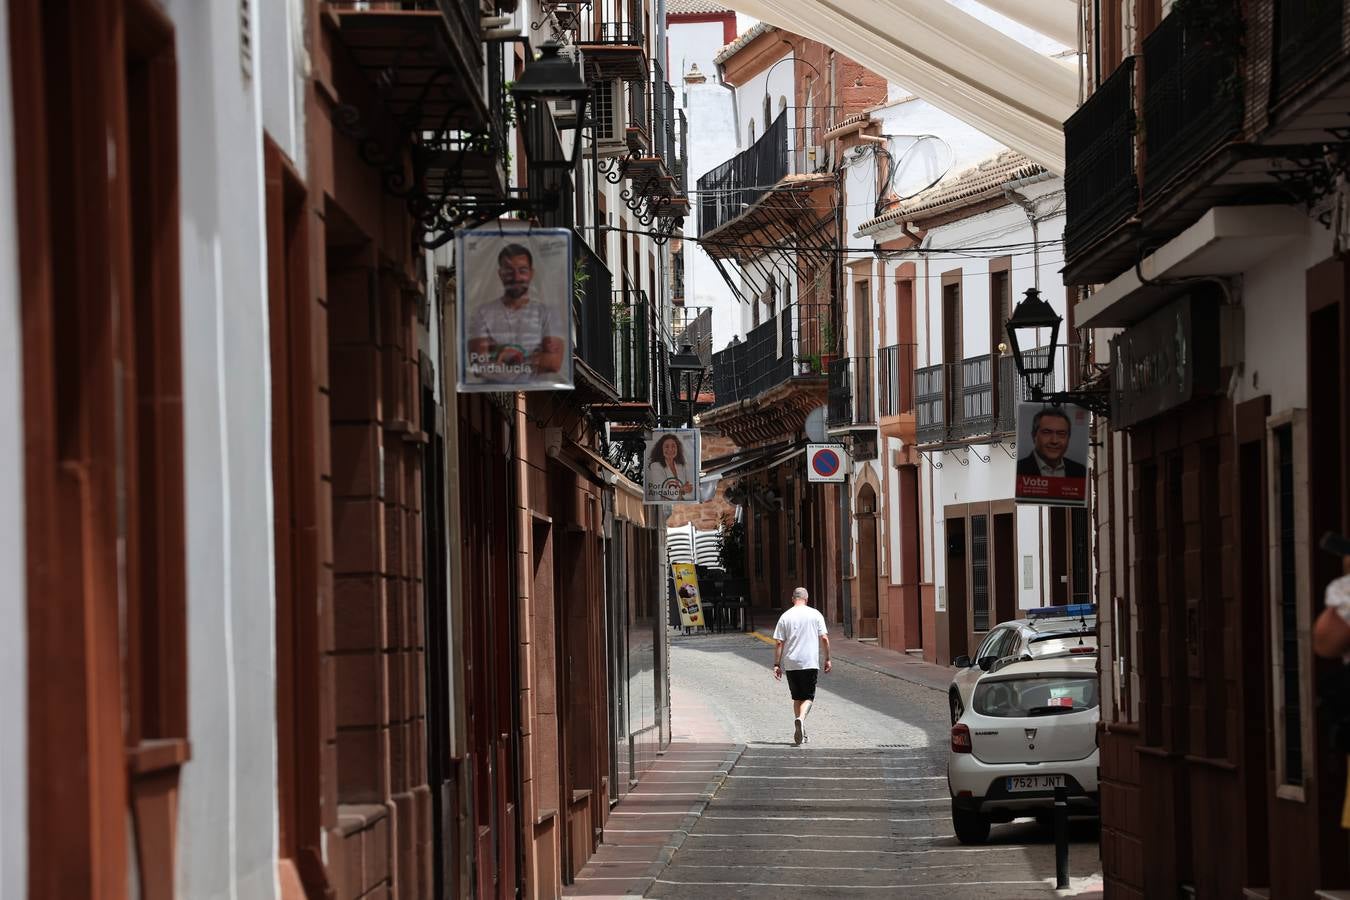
[510,41,591,170]
[1004,287,1110,416]
[669,342,706,428]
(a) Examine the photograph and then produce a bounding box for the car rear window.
[972,675,1099,718]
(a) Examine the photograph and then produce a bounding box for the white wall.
[0,0,25,893]
[729,48,794,152]
[668,20,726,79]
[169,1,279,897]
[680,78,740,350]
[259,0,306,171]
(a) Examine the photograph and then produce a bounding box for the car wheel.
[949,690,963,725]
[951,804,990,845]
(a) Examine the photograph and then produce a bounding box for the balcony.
[826,357,876,428]
[670,305,712,366]
[698,112,790,239]
[1274,0,1344,100]
[913,353,1024,447]
[611,287,651,405]
[1063,56,1137,281]
[709,302,829,408]
[574,236,616,392]
[877,343,917,418]
[1140,8,1244,198]
[575,0,646,81]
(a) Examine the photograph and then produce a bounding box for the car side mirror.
[978,655,998,672]
[952,654,971,668]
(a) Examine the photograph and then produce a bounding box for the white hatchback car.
[946,655,1100,844]
[947,603,1097,724]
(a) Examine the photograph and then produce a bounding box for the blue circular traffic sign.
[812,448,840,478]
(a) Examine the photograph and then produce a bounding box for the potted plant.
[797,352,822,375]
[818,317,838,370]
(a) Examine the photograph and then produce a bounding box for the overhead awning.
[698,441,806,500]
[721,0,1076,173]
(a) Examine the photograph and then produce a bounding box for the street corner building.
[2,0,685,897]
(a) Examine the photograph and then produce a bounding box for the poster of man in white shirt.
[457,228,572,392]
[1014,402,1090,506]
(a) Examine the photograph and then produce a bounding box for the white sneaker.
[793,718,803,745]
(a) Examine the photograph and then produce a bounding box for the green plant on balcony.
[798,352,823,374]
[1171,0,1244,98]
[819,316,838,368]
[572,255,589,305]
[612,300,633,326]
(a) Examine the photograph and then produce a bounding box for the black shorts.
[785,668,819,701]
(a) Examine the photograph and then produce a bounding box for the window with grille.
[971,514,990,631]
[594,81,617,141]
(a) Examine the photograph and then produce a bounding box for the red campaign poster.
[1013,401,1091,508]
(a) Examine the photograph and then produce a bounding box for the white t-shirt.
[467,295,556,381]
[646,460,692,501]
[773,604,828,671]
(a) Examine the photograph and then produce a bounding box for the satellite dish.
[804,405,828,443]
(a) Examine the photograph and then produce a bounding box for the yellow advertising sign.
[671,562,706,629]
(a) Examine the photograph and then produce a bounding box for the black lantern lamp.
[1004,286,1061,380]
[669,342,706,427]
[510,41,591,170]
[1004,286,1111,416]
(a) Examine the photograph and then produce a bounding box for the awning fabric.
[698,441,806,499]
[721,0,1076,173]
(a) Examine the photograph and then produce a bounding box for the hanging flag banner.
[806,443,849,483]
[456,226,573,393]
[644,428,700,504]
[1013,402,1091,507]
[671,561,706,628]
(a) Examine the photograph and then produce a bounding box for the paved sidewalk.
[753,626,956,693]
[564,682,746,898]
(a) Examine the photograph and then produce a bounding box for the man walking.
[772,587,831,745]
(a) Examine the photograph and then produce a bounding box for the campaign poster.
[644,428,700,504]
[457,227,573,392]
[671,561,706,628]
[1013,402,1091,507]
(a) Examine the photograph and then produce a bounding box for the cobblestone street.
[569,632,1104,898]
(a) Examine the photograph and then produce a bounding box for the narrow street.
[574,632,1103,898]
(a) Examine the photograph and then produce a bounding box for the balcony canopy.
[720,0,1077,173]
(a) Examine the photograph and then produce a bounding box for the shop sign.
[671,562,706,628]
[1109,294,1219,428]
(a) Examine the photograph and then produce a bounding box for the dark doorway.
[856,484,880,638]
[946,518,969,660]
[1236,413,1271,890]
[993,513,1017,625]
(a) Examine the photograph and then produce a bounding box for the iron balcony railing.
[575,236,615,386]
[1064,56,1137,262]
[709,302,829,408]
[697,111,788,237]
[826,357,876,427]
[670,305,712,365]
[913,353,1029,446]
[1141,8,1244,197]
[651,60,678,176]
[1274,0,1343,98]
[611,287,651,403]
[877,343,917,417]
[676,108,689,195]
[576,0,644,47]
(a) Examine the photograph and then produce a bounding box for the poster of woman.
[644,429,699,504]
[456,226,573,392]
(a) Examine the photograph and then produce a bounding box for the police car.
[947,604,1097,724]
[946,653,1100,844]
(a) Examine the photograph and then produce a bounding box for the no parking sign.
[806,443,849,483]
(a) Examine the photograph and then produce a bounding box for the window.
[1269,416,1310,792]
[748,117,756,144]
[594,80,616,140]
[974,675,1099,717]
[971,514,990,631]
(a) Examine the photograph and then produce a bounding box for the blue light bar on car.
[1026,603,1097,619]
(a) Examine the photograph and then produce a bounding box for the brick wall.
[667,433,738,530]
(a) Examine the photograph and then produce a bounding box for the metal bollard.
[1053,785,1069,889]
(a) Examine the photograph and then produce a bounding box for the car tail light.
[1070,646,1095,655]
[951,723,972,754]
